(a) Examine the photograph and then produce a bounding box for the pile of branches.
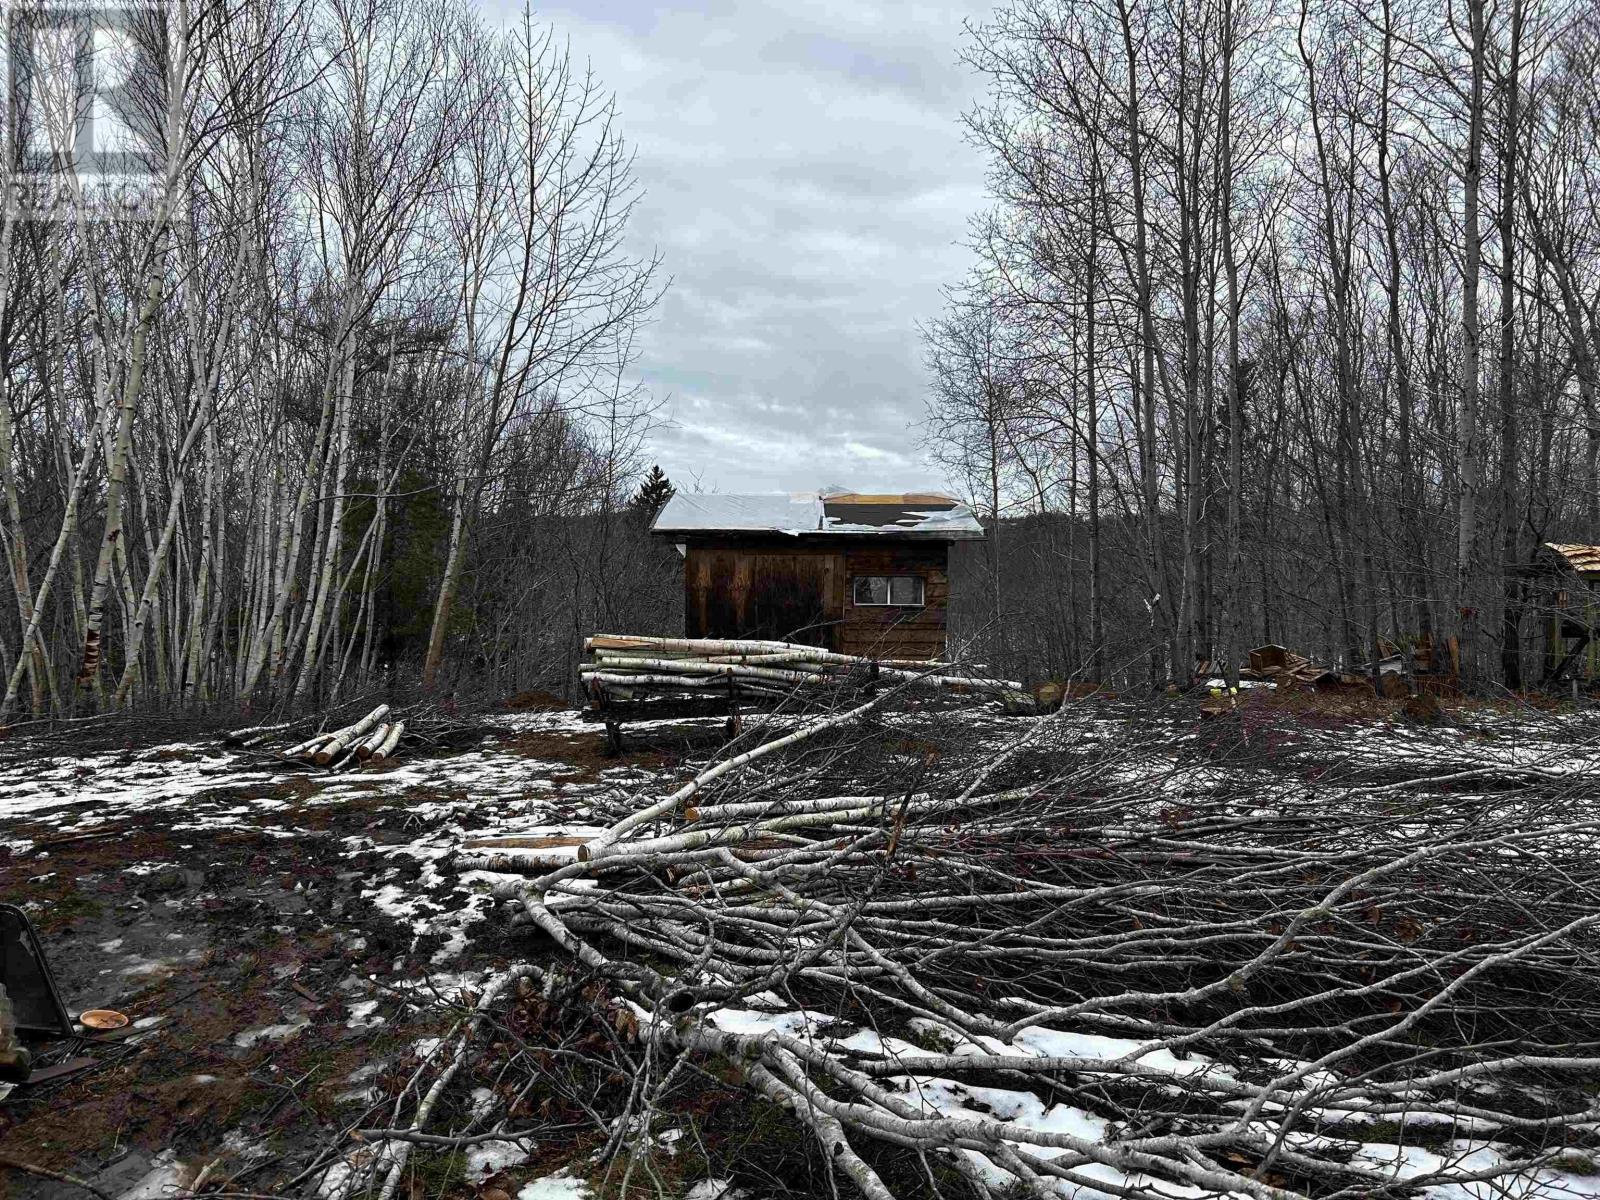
[581,635,1024,707]
[465,692,1600,1198]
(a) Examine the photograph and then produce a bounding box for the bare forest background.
[0,0,682,718]
[4,0,1600,715]
[927,0,1600,692]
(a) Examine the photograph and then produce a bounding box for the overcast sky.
[489,0,993,496]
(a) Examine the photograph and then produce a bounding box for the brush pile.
[581,634,1023,706]
[474,695,1600,1199]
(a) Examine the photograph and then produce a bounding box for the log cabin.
[650,488,984,660]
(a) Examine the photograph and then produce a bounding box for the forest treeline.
[0,0,680,717]
[10,0,1600,714]
[926,0,1600,689]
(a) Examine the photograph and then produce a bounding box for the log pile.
[581,634,1024,706]
[472,693,1600,1200]
[278,705,406,771]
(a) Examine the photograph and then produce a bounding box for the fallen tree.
[458,694,1600,1198]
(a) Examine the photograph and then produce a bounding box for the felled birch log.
[588,635,802,657]
[355,723,391,760]
[283,732,332,759]
[369,721,404,761]
[684,793,928,822]
[224,720,293,747]
[458,852,590,875]
[587,634,946,670]
[589,658,825,685]
[314,704,390,766]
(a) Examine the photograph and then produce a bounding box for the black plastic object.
[0,904,74,1038]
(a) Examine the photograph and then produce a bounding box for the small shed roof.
[653,491,824,534]
[1543,543,1600,576]
[652,488,984,540]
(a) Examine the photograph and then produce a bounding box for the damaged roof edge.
[651,490,986,540]
[650,492,825,536]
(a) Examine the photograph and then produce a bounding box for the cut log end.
[370,721,404,761]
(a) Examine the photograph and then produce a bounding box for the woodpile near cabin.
[581,635,1023,702]
[580,634,1031,752]
[580,632,1029,731]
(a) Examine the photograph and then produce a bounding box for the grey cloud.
[482,0,993,494]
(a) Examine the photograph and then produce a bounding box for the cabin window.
[853,575,924,607]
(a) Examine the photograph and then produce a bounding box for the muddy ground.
[0,705,716,1200]
[5,688,1597,1200]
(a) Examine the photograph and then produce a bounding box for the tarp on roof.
[822,494,984,537]
[652,489,985,539]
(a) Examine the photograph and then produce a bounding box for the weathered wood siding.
[684,542,843,648]
[681,538,951,659]
[838,543,948,661]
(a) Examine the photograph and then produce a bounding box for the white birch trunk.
[78,278,165,692]
[294,337,358,697]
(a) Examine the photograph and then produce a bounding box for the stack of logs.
[582,635,1027,752]
[280,704,405,771]
[582,634,1022,704]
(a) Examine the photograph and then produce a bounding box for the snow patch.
[518,1172,591,1200]
[234,1013,311,1047]
[117,1150,186,1200]
[465,1138,535,1177]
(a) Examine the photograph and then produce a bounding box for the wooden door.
[743,553,837,648]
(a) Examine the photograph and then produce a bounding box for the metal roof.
[652,492,824,534]
[652,489,985,540]
[1544,543,1600,575]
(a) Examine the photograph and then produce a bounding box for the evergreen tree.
[631,465,676,518]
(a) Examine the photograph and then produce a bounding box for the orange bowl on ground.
[79,1009,129,1030]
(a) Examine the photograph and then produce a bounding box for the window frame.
[852,574,926,608]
